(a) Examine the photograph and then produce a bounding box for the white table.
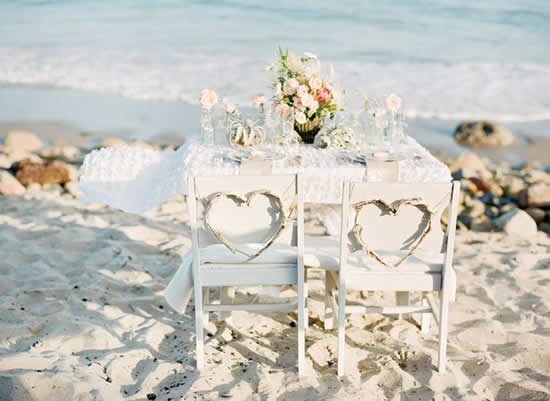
[79,138,451,214]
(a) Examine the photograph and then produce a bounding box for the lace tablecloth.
[79,137,451,213]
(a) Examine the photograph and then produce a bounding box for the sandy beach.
[1,123,550,400]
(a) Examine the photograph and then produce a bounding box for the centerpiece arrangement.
[267,49,345,143]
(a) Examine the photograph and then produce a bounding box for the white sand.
[1,193,549,401]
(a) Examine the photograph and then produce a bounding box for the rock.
[500,203,517,214]
[0,171,25,195]
[7,150,42,164]
[450,152,488,173]
[524,170,550,185]
[464,198,486,218]
[2,131,43,152]
[15,159,70,186]
[486,181,504,197]
[454,121,514,147]
[65,164,80,182]
[25,183,41,195]
[64,182,82,198]
[540,222,550,235]
[0,154,11,169]
[485,206,500,219]
[40,145,81,163]
[471,216,493,232]
[494,209,537,237]
[526,208,546,224]
[130,140,155,150]
[518,183,550,208]
[521,160,542,171]
[99,137,127,148]
[498,175,526,197]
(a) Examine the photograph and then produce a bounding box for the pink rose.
[385,94,402,112]
[224,101,236,114]
[315,87,332,103]
[200,89,218,110]
[274,103,291,119]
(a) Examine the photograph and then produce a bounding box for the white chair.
[188,174,306,375]
[304,181,460,376]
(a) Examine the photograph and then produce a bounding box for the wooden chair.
[188,174,306,375]
[305,181,460,376]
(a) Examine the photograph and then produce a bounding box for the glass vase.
[200,108,215,145]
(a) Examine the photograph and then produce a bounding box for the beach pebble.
[454,121,514,147]
[498,175,526,197]
[494,209,537,237]
[2,130,44,152]
[539,222,550,235]
[130,140,155,150]
[464,198,486,218]
[0,171,25,195]
[0,154,11,169]
[526,208,546,224]
[7,150,42,164]
[518,182,550,208]
[450,152,487,173]
[40,144,81,163]
[99,137,127,148]
[15,159,71,186]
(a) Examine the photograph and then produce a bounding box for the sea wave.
[1,47,549,122]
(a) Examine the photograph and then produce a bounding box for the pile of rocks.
[0,131,171,200]
[443,151,550,236]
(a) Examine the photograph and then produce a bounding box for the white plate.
[226,149,285,163]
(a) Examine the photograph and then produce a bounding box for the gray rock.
[494,209,537,237]
[540,222,550,235]
[526,208,546,223]
[40,144,81,163]
[498,175,526,197]
[0,171,25,195]
[485,206,500,219]
[2,131,44,152]
[454,121,514,147]
[465,198,486,218]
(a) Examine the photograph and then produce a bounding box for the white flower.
[309,77,322,90]
[295,111,307,124]
[283,78,300,96]
[385,94,402,112]
[304,52,317,59]
[300,93,316,110]
[200,89,218,110]
[303,58,321,79]
[297,85,309,98]
[253,94,266,106]
[286,51,304,74]
[224,101,236,114]
[274,103,291,119]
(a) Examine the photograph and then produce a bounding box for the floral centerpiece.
[267,49,344,143]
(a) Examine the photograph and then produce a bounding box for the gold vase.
[294,117,323,144]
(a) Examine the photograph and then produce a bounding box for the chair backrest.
[188,175,300,262]
[341,182,459,267]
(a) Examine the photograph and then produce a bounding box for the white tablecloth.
[78,138,451,214]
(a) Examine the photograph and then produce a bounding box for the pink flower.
[253,94,266,106]
[283,78,300,96]
[315,87,332,103]
[224,101,236,114]
[297,85,309,98]
[385,94,402,112]
[274,103,291,119]
[200,89,218,110]
[293,97,305,111]
[309,77,322,90]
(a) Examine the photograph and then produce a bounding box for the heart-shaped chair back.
[190,175,297,253]
[346,182,452,255]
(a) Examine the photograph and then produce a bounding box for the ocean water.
[1,0,549,138]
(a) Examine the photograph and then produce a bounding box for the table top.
[79,138,451,214]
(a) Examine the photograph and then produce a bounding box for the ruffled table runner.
[78,137,451,213]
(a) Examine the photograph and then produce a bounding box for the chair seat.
[200,243,297,265]
[304,235,444,273]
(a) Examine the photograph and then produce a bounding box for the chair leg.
[421,294,431,334]
[396,291,409,320]
[297,274,306,376]
[337,279,346,377]
[438,290,450,373]
[203,288,210,326]
[194,284,205,370]
[324,271,335,330]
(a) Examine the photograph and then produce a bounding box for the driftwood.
[204,190,290,262]
[352,198,435,268]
